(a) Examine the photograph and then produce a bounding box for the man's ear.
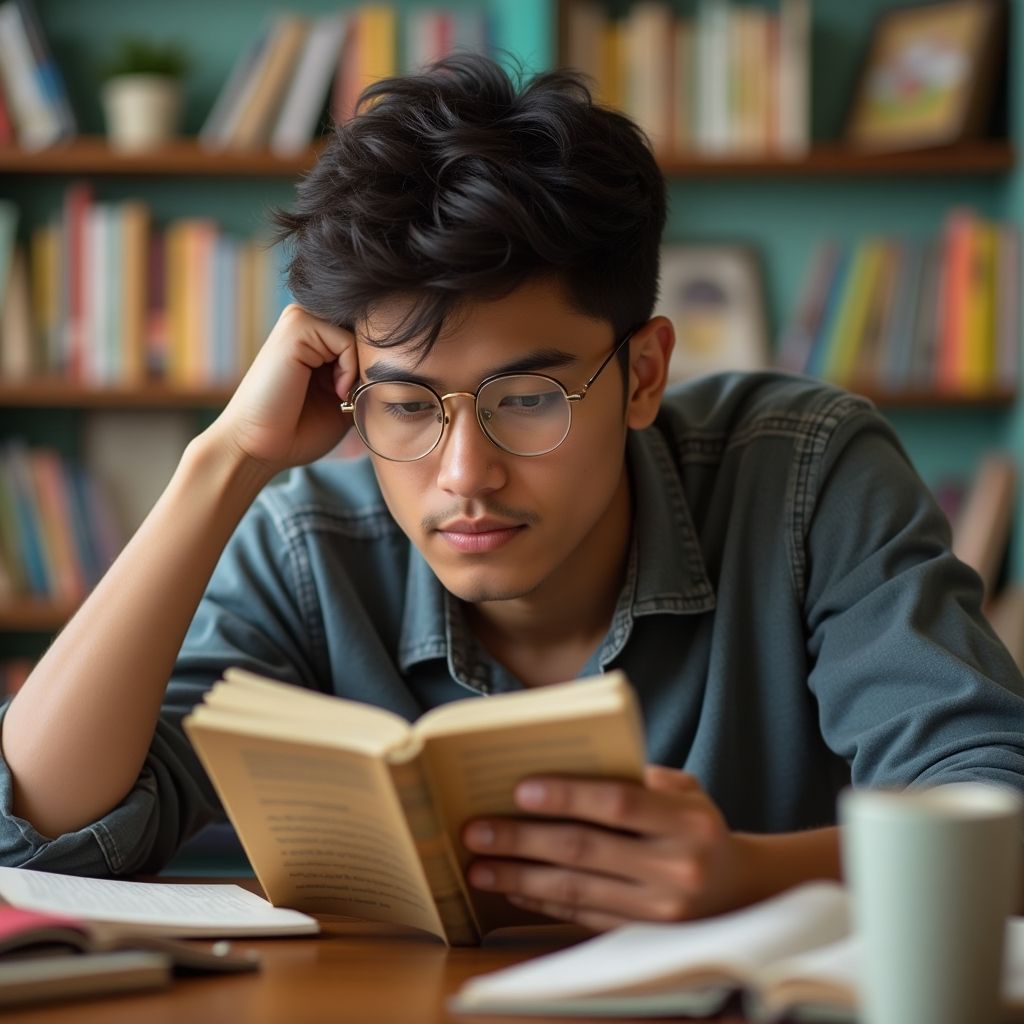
[626,317,674,430]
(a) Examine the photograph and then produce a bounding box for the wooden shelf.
[0,137,321,177]
[0,138,1014,178]
[655,141,1016,177]
[0,380,235,408]
[0,598,78,632]
[860,388,1017,409]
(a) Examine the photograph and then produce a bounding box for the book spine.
[0,1,61,149]
[12,0,76,135]
[994,224,1020,392]
[387,757,480,946]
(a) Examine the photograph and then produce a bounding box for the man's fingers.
[512,775,702,837]
[506,894,632,933]
[469,860,693,923]
[644,765,702,794]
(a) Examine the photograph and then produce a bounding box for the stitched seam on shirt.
[279,508,398,541]
[646,433,714,604]
[788,394,869,605]
[262,492,327,659]
[91,820,123,874]
[671,402,873,462]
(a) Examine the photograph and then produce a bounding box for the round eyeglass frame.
[339,328,637,463]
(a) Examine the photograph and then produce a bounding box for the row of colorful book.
[0,190,292,387]
[0,1,490,154]
[563,0,810,156]
[0,442,125,606]
[777,210,1020,397]
[0,0,76,150]
[201,6,491,155]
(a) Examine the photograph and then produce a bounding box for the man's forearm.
[2,431,274,839]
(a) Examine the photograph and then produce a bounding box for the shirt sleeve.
[0,491,326,876]
[803,406,1024,791]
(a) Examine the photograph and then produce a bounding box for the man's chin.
[433,568,542,605]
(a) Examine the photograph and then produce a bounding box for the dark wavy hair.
[272,54,667,355]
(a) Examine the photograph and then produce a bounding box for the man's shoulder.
[656,371,876,449]
[252,454,400,541]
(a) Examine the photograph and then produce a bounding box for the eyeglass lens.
[353,376,572,461]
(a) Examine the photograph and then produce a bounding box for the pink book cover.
[936,209,974,393]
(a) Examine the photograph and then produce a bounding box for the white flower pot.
[101,74,182,152]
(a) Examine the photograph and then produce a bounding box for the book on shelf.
[778,208,1020,398]
[449,881,1024,1022]
[951,453,1016,603]
[2,185,293,389]
[0,0,76,151]
[561,0,809,156]
[0,442,126,606]
[270,12,349,156]
[183,668,646,946]
[201,4,489,154]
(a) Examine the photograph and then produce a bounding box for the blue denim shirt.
[3,372,1023,875]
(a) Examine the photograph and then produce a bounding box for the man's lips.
[435,519,526,553]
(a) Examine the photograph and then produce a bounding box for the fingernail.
[516,781,547,808]
[466,823,495,848]
[471,866,496,889]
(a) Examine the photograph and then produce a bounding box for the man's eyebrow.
[362,348,580,386]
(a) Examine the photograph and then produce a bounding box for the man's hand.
[210,303,359,474]
[462,766,749,931]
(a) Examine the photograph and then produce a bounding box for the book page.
[214,668,411,754]
[185,719,447,941]
[416,678,646,934]
[387,757,479,946]
[0,868,317,937]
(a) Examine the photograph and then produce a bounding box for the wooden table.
[3,921,752,1024]
[4,879,750,1024]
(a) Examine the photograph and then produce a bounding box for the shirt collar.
[397,424,715,677]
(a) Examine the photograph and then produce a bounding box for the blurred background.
[1,0,1023,687]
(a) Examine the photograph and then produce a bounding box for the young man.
[2,56,1023,929]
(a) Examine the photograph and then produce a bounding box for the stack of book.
[0,0,76,150]
[0,190,293,388]
[0,442,125,608]
[562,0,810,155]
[199,5,491,156]
[778,209,1020,398]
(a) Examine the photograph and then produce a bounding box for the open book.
[450,882,1024,1022]
[183,669,645,946]
[0,867,317,939]
[0,870,295,1009]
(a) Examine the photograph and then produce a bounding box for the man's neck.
[464,471,633,687]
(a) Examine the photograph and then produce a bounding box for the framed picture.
[845,0,1004,151]
[655,245,769,384]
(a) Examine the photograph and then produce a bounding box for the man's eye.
[499,393,554,411]
[384,402,435,417]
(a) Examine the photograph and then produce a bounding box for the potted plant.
[100,37,189,152]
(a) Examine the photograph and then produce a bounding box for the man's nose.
[434,394,506,498]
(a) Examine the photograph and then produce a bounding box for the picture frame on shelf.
[655,245,770,384]
[845,0,1005,152]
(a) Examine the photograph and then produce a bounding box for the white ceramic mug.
[840,782,1024,1024]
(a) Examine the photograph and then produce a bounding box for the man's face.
[357,279,633,607]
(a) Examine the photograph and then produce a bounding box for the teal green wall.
[12,0,1024,580]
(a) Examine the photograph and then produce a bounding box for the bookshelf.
[1,0,1024,652]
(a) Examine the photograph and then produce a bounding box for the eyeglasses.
[340,329,635,462]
